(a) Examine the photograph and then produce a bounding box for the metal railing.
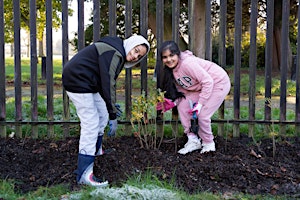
[0,0,299,138]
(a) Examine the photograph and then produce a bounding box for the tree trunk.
[38,39,44,57]
[273,0,293,75]
[148,4,187,50]
[189,0,206,58]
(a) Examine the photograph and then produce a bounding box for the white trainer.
[78,163,109,187]
[178,138,202,155]
[200,142,216,154]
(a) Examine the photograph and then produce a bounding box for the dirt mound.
[0,135,299,197]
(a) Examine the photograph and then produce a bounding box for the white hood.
[123,35,150,68]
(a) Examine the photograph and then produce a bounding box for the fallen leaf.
[271,184,280,190]
[50,142,58,148]
[280,166,287,172]
[32,147,45,154]
[250,149,262,158]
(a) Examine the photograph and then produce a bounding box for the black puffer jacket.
[62,36,126,120]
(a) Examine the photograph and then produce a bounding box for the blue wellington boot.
[95,135,104,156]
[95,135,115,156]
[75,153,108,187]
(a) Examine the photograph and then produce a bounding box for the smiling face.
[126,44,148,62]
[162,49,179,69]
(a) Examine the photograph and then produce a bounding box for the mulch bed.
[0,134,299,197]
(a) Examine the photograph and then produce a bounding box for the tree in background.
[70,0,298,76]
[71,0,189,54]
[3,0,72,57]
[210,0,298,78]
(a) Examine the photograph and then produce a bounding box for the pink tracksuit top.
[173,50,231,143]
[173,50,229,106]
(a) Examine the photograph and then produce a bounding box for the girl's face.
[126,45,147,62]
[162,49,179,69]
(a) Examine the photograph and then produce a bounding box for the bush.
[130,89,165,149]
[212,30,266,69]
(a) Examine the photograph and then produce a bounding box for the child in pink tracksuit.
[157,41,231,154]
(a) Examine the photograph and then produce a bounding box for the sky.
[52,1,93,55]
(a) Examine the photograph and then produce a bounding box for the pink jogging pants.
[177,76,231,144]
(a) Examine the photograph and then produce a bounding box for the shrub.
[130,89,165,149]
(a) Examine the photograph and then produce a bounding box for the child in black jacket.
[62,35,150,187]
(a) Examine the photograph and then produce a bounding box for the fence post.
[62,0,70,137]
[13,0,23,138]
[46,0,54,137]
[0,0,6,138]
[233,0,242,137]
[41,56,46,79]
[109,0,116,36]
[279,0,290,135]
[93,0,101,42]
[125,0,133,135]
[156,0,164,139]
[248,0,258,137]
[218,0,227,137]
[140,0,148,95]
[171,0,180,152]
[264,0,274,135]
[30,0,38,138]
[205,0,212,60]
[296,2,300,136]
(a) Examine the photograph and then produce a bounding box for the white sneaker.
[78,163,109,187]
[178,138,202,155]
[200,142,216,154]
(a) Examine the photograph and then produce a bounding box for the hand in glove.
[108,119,118,137]
[190,103,203,115]
[115,104,122,118]
[156,98,176,112]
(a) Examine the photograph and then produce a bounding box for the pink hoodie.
[173,50,229,106]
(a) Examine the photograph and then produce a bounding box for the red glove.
[156,98,176,112]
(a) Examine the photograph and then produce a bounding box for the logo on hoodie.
[176,76,193,88]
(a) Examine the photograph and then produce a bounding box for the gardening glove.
[156,98,176,112]
[108,119,118,137]
[191,103,203,116]
[115,104,123,118]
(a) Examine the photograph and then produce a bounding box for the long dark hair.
[159,41,185,101]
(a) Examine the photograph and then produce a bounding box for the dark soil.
[0,135,300,197]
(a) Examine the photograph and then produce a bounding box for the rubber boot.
[75,153,108,187]
[95,135,115,156]
[95,135,104,156]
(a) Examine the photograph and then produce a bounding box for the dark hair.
[159,41,185,101]
[141,43,149,53]
[160,41,180,58]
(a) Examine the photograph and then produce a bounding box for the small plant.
[130,89,165,149]
[264,97,279,159]
[269,127,278,159]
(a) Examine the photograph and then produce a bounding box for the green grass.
[210,105,296,140]
[5,95,80,138]
[227,68,297,96]
[0,172,292,200]
[5,57,64,84]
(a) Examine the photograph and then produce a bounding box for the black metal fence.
[0,0,299,138]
